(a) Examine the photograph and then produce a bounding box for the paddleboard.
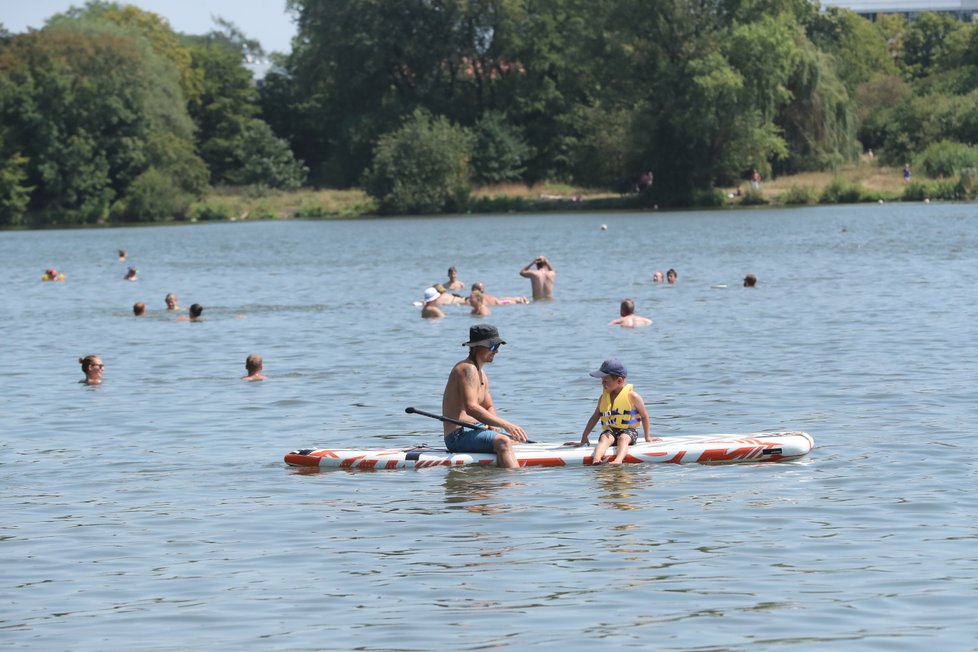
[285,431,813,470]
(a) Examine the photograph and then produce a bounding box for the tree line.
[5,1,978,223]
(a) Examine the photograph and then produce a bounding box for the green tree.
[470,112,529,184]
[227,119,308,190]
[0,21,204,223]
[364,109,473,214]
[0,151,32,225]
[903,12,961,80]
[184,35,260,184]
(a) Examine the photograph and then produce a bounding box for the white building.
[821,0,978,20]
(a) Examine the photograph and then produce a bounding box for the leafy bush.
[917,140,978,178]
[739,187,768,205]
[902,179,961,201]
[189,202,233,221]
[364,110,474,214]
[691,188,726,207]
[470,113,529,184]
[957,167,978,199]
[114,168,192,221]
[819,178,863,204]
[0,152,32,226]
[780,185,817,205]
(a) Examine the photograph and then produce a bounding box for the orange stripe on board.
[522,458,567,467]
[283,454,320,467]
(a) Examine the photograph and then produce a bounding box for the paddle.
[404,407,537,443]
[405,406,480,430]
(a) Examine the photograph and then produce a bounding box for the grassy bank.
[189,163,928,221]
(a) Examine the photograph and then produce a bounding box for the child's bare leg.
[590,434,614,465]
[608,435,630,464]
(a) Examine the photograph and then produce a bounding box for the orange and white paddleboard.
[285,432,814,470]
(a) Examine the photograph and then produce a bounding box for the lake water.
[2,204,976,650]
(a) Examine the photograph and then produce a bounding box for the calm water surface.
[2,205,976,650]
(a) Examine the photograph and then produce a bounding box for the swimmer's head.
[245,353,263,373]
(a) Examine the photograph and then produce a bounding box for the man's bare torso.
[441,359,488,435]
[526,270,555,300]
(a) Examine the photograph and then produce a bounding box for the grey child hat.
[463,324,506,348]
[590,359,627,378]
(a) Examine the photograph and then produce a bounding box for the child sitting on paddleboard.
[579,359,650,465]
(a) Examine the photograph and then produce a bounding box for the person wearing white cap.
[421,287,445,319]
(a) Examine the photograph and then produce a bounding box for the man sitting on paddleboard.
[442,324,528,468]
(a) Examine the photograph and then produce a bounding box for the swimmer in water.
[79,355,104,385]
[609,299,652,327]
[241,353,267,381]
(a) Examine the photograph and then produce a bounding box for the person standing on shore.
[520,255,556,300]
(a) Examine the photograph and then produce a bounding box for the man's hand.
[503,422,528,442]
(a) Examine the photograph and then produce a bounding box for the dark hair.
[133,302,145,315]
[189,303,203,318]
[620,298,635,316]
[79,354,100,371]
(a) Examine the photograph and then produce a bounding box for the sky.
[2,0,298,53]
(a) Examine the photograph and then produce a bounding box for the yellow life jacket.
[599,383,640,430]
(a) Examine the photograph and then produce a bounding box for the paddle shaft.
[405,406,480,430]
[405,406,535,443]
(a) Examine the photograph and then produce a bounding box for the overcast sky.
[2,0,298,53]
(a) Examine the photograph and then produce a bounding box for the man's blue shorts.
[444,425,506,454]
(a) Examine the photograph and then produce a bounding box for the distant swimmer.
[178,303,203,322]
[520,255,556,300]
[42,268,65,281]
[165,293,183,311]
[652,270,664,283]
[422,287,446,319]
[743,274,757,288]
[124,267,138,281]
[609,299,652,327]
[133,302,146,316]
[666,268,677,284]
[433,284,466,305]
[241,353,267,381]
[469,288,491,316]
[79,355,104,385]
[118,249,127,262]
[466,282,529,306]
[444,266,465,291]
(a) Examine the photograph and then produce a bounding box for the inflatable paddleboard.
[285,431,813,470]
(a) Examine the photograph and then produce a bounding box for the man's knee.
[494,435,513,453]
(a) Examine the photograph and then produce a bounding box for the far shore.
[189,161,917,222]
[7,162,933,228]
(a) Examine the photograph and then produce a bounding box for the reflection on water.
[1,206,976,649]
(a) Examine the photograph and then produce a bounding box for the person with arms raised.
[519,255,556,300]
